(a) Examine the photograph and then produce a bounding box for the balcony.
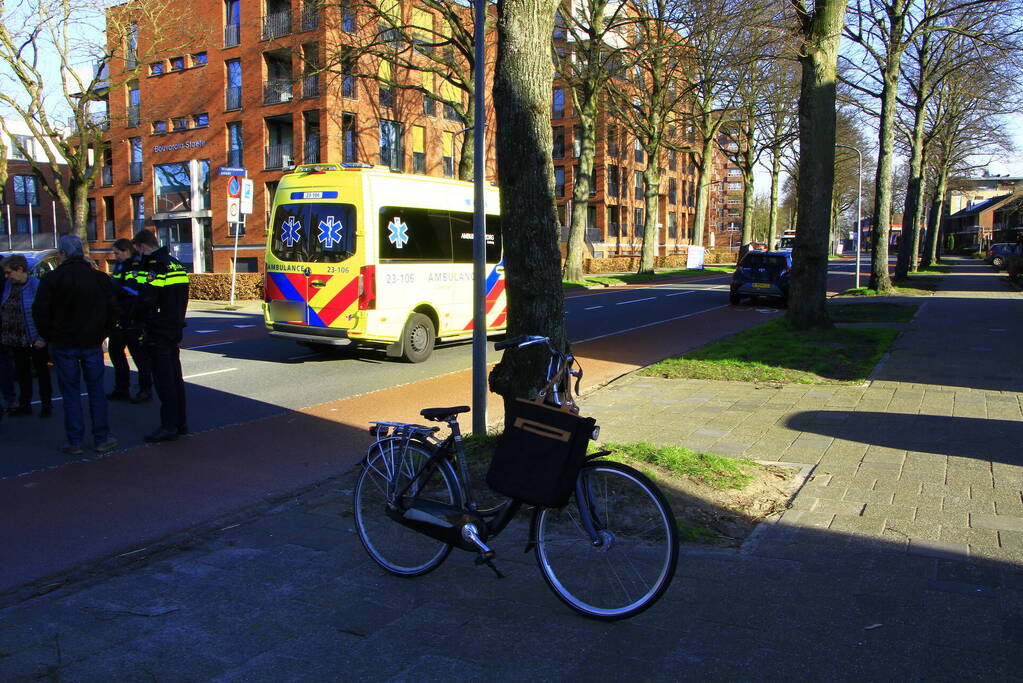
[303,136,320,164]
[226,86,242,110]
[224,23,240,47]
[264,80,293,105]
[101,166,113,187]
[302,74,319,99]
[265,144,294,169]
[262,11,292,40]
[129,162,142,184]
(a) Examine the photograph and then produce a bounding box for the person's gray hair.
[57,233,84,259]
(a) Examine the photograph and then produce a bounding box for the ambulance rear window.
[270,202,357,263]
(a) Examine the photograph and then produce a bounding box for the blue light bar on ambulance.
[341,162,374,168]
[290,191,339,200]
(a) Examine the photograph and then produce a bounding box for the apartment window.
[668,149,676,171]
[87,199,97,240]
[552,126,565,159]
[668,212,677,239]
[608,206,620,237]
[126,22,138,69]
[634,170,643,198]
[13,176,38,205]
[727,182,742,191]
[728,168,742,177]
[194,113,209,128]
[227,122,244,166]
[342,63,356,100]
[411,125,426,174]
[103,196,115,240]
[127,82,140,127]
[443,102,459,122]
[553,10,567,40]
[150,62,164,76]
[633,139,643,163]
[192,52,208,67]
[588,205,596,232]
[634,208,644,235]
[129,137,143,184]
[552,87,564,119]
[379,82,394,109]
[225,0,241,46]
[226,59,242,110]
[668,178,677,205]
[442,131,454,178]
[154,162,192,213]
[379,119,403,172]
[342,113,357,162]
[423,92,436,117]
[607,165,619,198]
[233,257,258,273]
[153,120,167,134]
[132,193,145,232]
[554,167,565,198]
[170,56,185,72]
[342,0,356,32]
[11,135,33,159]
[172,117,188,131]
[607,125,618,158]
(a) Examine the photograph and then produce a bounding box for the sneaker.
[94,436,119,454]
[130,390,152,404]
[106,390,131,402]
[60,443,84,456]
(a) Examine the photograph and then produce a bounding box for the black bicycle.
[354,335,679,620]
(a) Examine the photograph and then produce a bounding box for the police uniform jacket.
[111,256,146,331]
[133,246,190,345]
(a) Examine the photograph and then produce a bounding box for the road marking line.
[584,306,604,311]
[233,324,257,328]
[665,291,694,297]
[572,304,731,344]
[616,297,656,305]
[186,342,233,350]
[194,330,218,334]
[184,368,238,379]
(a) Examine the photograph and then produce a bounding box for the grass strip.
[828,302,918,323]
[641,317,898,384]
[602,441,754,490]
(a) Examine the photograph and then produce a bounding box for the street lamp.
[835,144,862,289]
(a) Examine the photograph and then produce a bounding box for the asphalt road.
[1,260,859,480]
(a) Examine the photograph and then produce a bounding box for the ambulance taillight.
[359,265,377,310]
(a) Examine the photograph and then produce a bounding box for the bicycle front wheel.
[354,440,461,576]
[534,461,679,620]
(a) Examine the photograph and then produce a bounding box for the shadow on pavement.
[785,411,1023,466]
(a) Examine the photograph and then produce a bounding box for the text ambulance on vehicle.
[263,163,505,362]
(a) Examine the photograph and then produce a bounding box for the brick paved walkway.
[1,258,1020,681]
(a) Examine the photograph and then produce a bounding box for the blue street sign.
[218,166,247,176]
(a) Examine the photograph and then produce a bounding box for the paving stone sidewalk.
[1,259,1021,681]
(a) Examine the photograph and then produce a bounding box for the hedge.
[584,248,735,273]
[189,273,263,301]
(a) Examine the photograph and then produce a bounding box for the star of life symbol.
[318,216,344,248]
[281,216,302,248]
[387,217,409,249]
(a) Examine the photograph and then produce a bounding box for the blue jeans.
[50,345,110,446]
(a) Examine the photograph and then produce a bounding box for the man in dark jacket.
[132,229,189,442]
[108,238,152,403]
[32,234,120,455]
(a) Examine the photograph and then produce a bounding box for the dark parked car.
[984,243,1020,270]
[0,249,60,279]
[730,250,792,306]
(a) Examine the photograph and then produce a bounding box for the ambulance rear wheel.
[402,313,436,363]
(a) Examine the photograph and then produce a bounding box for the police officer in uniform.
[131,229,189,442]
[108,238,152,403]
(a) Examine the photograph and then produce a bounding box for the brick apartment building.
[89,0,743,273]
[1,119,74,251]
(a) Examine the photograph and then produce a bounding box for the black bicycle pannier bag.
[486,398,597,508]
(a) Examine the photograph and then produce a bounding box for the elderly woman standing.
[1,254,53,417]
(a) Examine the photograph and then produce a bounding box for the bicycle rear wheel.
[354,439,461,576]
[533,460,679,620]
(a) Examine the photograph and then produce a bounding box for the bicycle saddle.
[420,406,470,421]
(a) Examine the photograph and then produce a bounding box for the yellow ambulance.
[263,163,505,362]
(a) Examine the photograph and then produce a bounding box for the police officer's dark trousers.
[147,341,186,431]
[109,328,152,394]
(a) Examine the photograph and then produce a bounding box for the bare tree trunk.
[691,132,717,246]
[896,98,926,278]
[921,166,948,269]
[640,162,661,273]
[767,145,782,247]
[458,104,475,181]
[741,169,754,245]
[788,0,846,330]
[564,97,598,282]
[488,0,564,400]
